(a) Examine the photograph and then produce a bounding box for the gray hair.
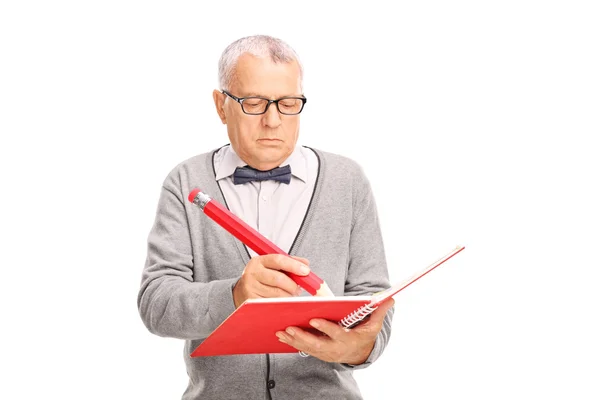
[218,35,303,91]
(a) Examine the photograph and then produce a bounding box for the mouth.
[257,138,282,144]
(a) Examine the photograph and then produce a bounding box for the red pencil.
[188,188,334,297]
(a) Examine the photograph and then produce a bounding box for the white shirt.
[213,145,318,256]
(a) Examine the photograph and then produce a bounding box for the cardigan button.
[267,380,275,389]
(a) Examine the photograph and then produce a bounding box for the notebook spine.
[339,304,377,329]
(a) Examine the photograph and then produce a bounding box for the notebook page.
[369,245,465,306]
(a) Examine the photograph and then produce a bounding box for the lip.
[257,138,282,143]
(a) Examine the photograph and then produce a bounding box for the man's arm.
[341,171,394,367]
[137,185,237,340]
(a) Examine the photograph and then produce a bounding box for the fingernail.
[276,332,287,342]
[286,327,295,336]
[295,286,303,296]
[309,320,319,328]
[300,265,310,275]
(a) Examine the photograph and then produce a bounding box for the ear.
[213,90,227,124]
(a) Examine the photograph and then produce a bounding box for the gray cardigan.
[138,146,394,400]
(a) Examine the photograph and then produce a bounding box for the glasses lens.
[241,98,269,114]
[278,98,304,115]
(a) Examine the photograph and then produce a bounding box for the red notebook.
[191,246,465,357]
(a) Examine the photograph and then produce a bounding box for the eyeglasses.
[221,90,307,115]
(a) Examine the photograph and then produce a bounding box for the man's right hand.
[232,254,311,308]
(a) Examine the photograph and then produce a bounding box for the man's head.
[213,35,305,171]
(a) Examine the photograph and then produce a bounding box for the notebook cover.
[191,246,466,357]
[191,297,371,357]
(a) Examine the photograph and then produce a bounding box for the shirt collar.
[214,145,307,183]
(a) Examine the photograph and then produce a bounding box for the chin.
[252,149,287,165]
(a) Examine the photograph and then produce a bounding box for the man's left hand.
[275,298,394,365]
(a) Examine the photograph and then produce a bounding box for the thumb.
[365,298,394,328]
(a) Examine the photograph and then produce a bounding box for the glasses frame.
[221,90,307,115]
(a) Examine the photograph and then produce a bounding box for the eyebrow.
[241,92,304,98]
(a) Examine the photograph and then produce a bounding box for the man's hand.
[233,254,310,308]
[275,298,394,365]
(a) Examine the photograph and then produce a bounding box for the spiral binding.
[297,303,378,357]
[340,304,377,329]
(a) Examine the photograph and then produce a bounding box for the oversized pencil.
[188,188,334,297]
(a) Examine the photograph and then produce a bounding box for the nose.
[261,102,282,128]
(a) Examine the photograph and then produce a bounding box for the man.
[138,34,394,400]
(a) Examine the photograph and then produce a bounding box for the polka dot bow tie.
[232,164,292,185]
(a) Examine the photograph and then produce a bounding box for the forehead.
[232,53,302,97]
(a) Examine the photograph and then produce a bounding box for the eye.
[243,99,267,108]
[279,100,298,108]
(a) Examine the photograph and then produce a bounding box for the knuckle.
[259,254,274,266]
[246,260,259,272]
[270,273,281,287]
[273,254,286,264]
[268,286,280,297]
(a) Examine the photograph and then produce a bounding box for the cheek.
[229,118,258,147]
[286,119,301,139]
[235,118,260,140]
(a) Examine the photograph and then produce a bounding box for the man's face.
[214,53,303,170]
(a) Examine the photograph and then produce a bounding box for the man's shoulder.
[161,146,224,189]
[305,147,374,202]
[305,147,365,177]
[170,145,228,173]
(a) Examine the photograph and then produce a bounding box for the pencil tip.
[315,283,335,297]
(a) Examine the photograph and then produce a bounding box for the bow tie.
[232,164,292,185]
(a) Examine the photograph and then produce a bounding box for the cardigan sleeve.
[341,165,394,369]
[137,176,238,340]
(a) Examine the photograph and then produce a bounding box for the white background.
[1,1,599,399]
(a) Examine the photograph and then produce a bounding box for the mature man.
[138,35,394,400]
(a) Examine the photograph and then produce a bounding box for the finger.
[338,298,395,332]
[255,284,297,299]
[257,268,301,296]
[308,318,348,340]
[237,276,295,302]
[364,298,395,328]
[277,326,326,355]
[275,331,301,350]
[290,255,310,266]
[260,254,311,276]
